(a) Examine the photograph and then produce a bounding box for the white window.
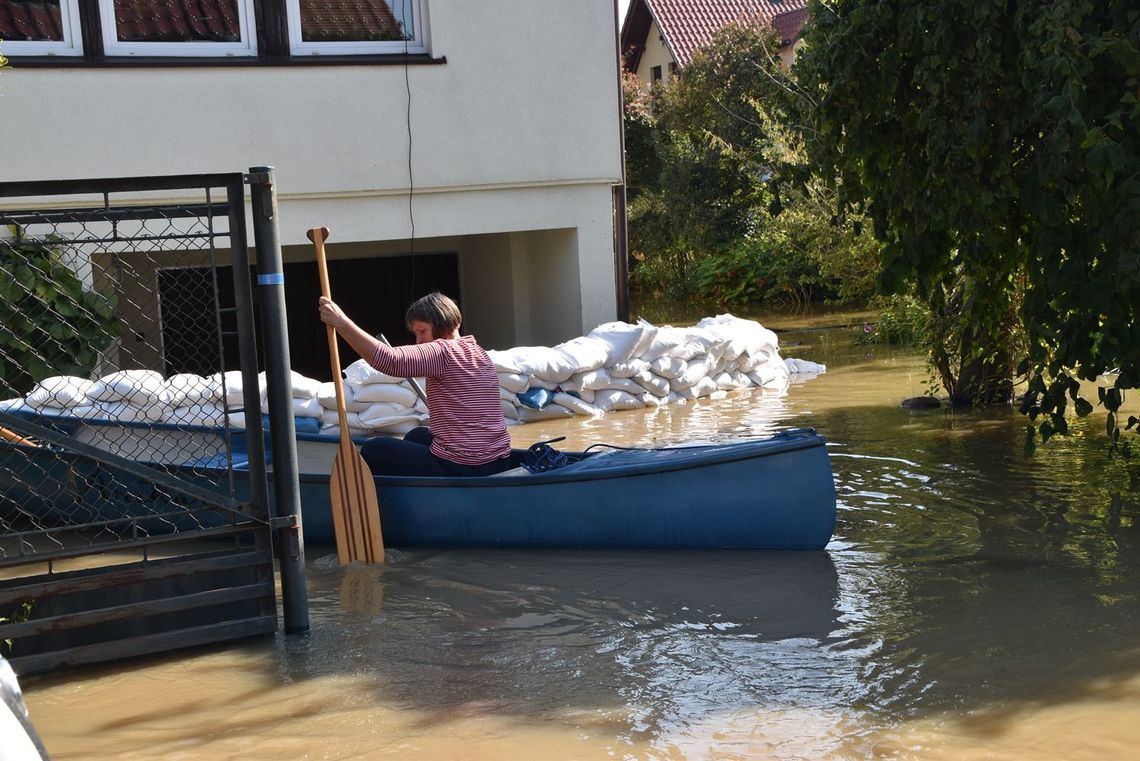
[0,0,84,56]
[98,0,257,57]
[286,0,426,56]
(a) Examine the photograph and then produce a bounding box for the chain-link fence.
[0,174,281,674]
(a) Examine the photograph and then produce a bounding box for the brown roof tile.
[628,0,809,70]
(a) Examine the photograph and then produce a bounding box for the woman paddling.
[318,292,512,477]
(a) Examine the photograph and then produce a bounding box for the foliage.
[0,231,119,397]
[624,18,882,309]
[796,0,1140,441]
[857,294,931,347]
[0,600,32,652]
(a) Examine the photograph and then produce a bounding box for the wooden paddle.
[0,425,37,447]
[309,226,386,565]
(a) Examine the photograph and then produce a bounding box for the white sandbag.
[89,370,167,405]
[640,393,668,408]
[649,356,686,379]
[633,371,670,397]
[486,349,524,374]
[214,370,265,407]
[593,389,644,412]
[501,398,521,420]
[343,358,407,386]
[552,391,603,416]
[261,395,323,419]
[601,376,643,394]
[257,370,323,399]
[163,374,221,407]
[518,403,577,422]
[26,376,96,408]
[574,388,595,404]
[359,412,424,433]
[358,401,420,425]
[164,403,227,427]
[497,371,530,394]
[671,328,718,362]
[786,358,827,375]
[351,382,419,407]
[92,401,166,422]
[748,358,791,389]
[586,320,655,365]
[638,326,691,362]
[316,381,371,412]
[528,376,560,391]
[669,357,715,391]
[698,314,780,362]
[674,376,720,400]
[607,358,650,378]
[506,346,578,384]
[713,371,746,390]
[553,336,610,373]
[319,424,373,440]
[567,368,612,392]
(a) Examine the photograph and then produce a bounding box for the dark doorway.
[159,253,460,381]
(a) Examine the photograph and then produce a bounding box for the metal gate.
[0,174,292,675]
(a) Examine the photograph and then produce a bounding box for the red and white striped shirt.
[370,334,511,466]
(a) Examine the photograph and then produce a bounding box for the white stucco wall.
[0,0,624,344]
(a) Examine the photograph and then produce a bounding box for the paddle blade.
[329,447,385,564]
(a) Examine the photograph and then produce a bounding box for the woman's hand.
[318,296,350,331]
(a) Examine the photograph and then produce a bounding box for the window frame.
[0,0,85,57]
[96,0,258,58]
[284,0,426,57]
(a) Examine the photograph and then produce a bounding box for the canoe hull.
[300,430,836,550]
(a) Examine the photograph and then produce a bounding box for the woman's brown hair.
[405,292,462,338]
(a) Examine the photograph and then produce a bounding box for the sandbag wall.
[1,315,825,435]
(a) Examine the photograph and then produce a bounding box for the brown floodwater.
[20,321,1140,760]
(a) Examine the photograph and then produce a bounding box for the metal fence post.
[247,166,310,633]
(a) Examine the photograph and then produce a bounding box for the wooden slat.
[8,616,278,676]
[0,550,271,603]
[0,583,273,639]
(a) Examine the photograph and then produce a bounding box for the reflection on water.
[22,328,1140,760]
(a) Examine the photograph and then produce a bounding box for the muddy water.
[22,326,1140,760]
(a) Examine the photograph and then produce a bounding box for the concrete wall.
[0,0,625,346]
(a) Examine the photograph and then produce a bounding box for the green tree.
[0,231,120,397]
[796,1,1140,440]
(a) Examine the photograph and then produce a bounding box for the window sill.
[3,53,446,68]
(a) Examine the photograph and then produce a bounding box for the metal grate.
[0,174,280,674]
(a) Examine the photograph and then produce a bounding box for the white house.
[0,0,627,362]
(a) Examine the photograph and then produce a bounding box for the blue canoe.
[1,413,836,550]
[297,428,837,549]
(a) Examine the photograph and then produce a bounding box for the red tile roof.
[622,0,809,71]
[0,1,65,42]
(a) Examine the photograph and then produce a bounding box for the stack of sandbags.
[316,359,428,439]
[490,314,823,424]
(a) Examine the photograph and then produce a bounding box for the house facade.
[620,0,808,86]
[0,1,626,359]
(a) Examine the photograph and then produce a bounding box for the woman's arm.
[318,297,380,364]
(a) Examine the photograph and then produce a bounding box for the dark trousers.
[360,426,511,477]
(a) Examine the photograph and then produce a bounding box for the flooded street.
[21,323,1140,760]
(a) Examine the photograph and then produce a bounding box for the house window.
[651,65,662,83]
[0,0,432,61]
[287,0,425,56]
[99,0,257,57]
[0,0,84,56]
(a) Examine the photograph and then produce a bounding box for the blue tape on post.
[257,273,285,286]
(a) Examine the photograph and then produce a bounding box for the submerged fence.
[0,172,306,675]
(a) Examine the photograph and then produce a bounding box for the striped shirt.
[370,334,511,466]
